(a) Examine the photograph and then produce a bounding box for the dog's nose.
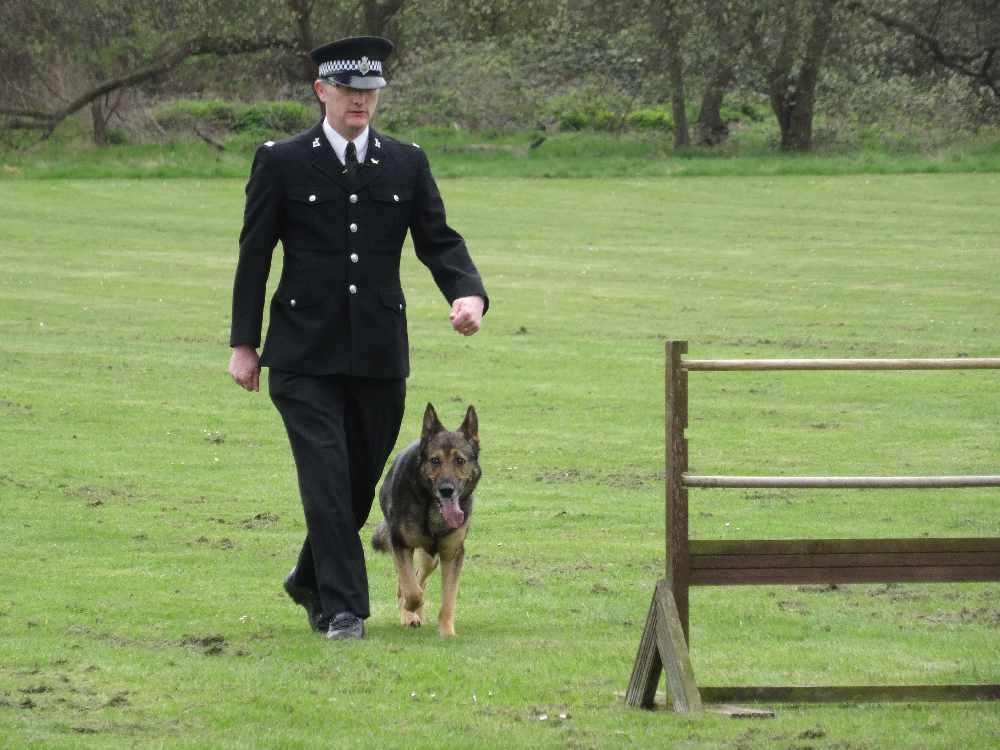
[438,485,455,499]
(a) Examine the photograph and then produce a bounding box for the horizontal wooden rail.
[684,357,1000,371]
[683,474,1000,489]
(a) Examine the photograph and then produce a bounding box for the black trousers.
[269,369,405,620]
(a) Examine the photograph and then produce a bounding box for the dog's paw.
[400,609,422,628]
[438,619,455,637]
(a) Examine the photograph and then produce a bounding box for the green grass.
[3,124,1000,179]
[1,173,999,748]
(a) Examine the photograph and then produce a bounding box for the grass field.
[1,172,998,748]
[4,126,1000,180]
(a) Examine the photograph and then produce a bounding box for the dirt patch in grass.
[61,484,138,507]
[240,512,279,529]
[534,467,663,488]
[866,583,930,602]
[181,633,228,655]
[914,607,1000,628]
[193,536,236,550]
[0,399,33,414]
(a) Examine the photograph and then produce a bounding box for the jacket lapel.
[352,128,392,191]
[307,123,391,191]
[307,120,351,188]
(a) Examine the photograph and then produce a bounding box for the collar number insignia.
[312,137,321,148]
[371,158,380,165]
[358,56,372,75]
[374,137,381,149]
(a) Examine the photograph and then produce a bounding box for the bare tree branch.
[845,0,999,97]
[3,34,293,137]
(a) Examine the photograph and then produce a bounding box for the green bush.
[707,96,771,126]
[556,110,589,131]
[234,101,315,133]
[555,106,623,131]
[154,99,315,135]
[626,106,674,131]
[105,128,129,145]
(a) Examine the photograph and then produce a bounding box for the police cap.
[310,36,394,90]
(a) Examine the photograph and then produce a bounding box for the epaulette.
[411,143,421,149]
[264,140,275,147]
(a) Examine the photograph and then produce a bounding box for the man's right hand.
[229,345,261,392]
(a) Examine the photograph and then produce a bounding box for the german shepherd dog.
[372,403,480,636]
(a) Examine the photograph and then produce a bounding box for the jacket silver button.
[290,299,297,307]
[308,194,316,202]
[349,194,358,203]
[348,284,357,294]
[350,253,359,263]
[349,223,358,233]
[393,194,400,202]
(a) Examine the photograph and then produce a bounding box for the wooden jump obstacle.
[627,341,1000,712]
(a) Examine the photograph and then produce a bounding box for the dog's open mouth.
[437,497,465,529]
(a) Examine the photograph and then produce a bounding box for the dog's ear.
[421,402,444,443]
[460,405,479,450]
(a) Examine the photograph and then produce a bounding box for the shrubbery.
[151,93,767,139]
[154,100,316,135]
[626,106,674,131]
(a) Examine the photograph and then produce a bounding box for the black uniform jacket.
[230,121,488,378]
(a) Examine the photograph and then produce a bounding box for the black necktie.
[344,141,358,177]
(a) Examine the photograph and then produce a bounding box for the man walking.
[227,36,488,640]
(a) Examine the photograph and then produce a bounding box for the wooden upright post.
[627,341,702,712]
[665,340,690,642]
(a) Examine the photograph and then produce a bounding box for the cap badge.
[358,56,372,75]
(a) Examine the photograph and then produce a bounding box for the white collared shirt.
[322,120,369,166]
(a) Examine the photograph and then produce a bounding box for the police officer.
[227,36,488,640]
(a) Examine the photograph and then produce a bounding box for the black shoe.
[283,569,323,632]
[326,612,365,641]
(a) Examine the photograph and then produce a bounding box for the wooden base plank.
[619,693,776,717]
[626,582,703,712]
[691,553,1000,570]
[690,565,1000,585]
[625,589,663,709]
[652,581,702,713]
[705,704,776,718]
[700,684,1000,704]
[690,538,1000,555]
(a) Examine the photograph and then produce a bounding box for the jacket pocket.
[285,188,342,245]
[379,287,406,314]
[274,287,325,310]
[369,188,414,249]
[371,187,413,206]
[287,188,339,206]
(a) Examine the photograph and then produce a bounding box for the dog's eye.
[455,456,466,465]
[430,457,441,466]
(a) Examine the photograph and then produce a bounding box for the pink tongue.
[440,501,465,529]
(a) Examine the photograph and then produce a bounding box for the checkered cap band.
[318,58,383,77]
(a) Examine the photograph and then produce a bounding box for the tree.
[286,0,409,87]
[0,0,414,144]
[692,0,760,145]
[748,0,840,151]
[846,0,1000,100]
[649,0,694,148]
[0,0,295,142]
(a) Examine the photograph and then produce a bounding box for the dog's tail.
[371,520,390,553]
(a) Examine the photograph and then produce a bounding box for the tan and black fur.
[372,403,480,636]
